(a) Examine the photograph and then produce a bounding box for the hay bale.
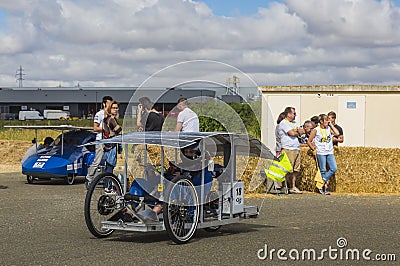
[298,147,400,193]
[119,145,400,194]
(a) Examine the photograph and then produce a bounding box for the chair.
[260,169,288,195]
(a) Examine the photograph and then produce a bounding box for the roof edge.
[258,84,400,93]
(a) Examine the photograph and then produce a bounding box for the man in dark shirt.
[328,111,344,146]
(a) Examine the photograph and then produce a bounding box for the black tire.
[66,174,75,185]
[163,176,199,244]
[84,172,122,238]
[27,175,34,184]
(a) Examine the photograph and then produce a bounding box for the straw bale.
[298,146,400,193]
[118,145,400,194]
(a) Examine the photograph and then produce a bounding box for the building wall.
[260,85,400,149]
[364,94,399,147]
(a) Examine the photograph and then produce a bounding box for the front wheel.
[27,175,34,184]
[84,173,122,238]
[163,176,199,244]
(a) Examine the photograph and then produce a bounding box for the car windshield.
[53,131,90,147]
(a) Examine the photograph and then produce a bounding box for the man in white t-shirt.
[174,98,199,132]
[278,106,305,194]
[86,95,113,186]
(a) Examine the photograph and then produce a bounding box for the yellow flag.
[315,167,324,189]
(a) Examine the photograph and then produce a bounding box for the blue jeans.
[317,154,337,182]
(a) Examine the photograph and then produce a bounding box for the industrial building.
[0,87,216,120]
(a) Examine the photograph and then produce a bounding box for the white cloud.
[0,0,399,87]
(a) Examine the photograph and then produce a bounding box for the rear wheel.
[84,173,122,238]
[163,176,199,244]
[66,174,75,185]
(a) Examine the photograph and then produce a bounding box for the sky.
[0,0,399,90]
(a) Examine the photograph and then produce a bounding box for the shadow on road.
[99,222,275,244]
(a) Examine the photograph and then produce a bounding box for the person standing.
[307,114,340,195]
[310,116,319,128]
[275,112,286,157]
[278,107,305,194]
[86,95,113,187]
[102,100,122,193]
[298,120,314,146]
[327,111,344,146]
[273,112,286,190]
[136,97,164,131]
[174,98,199,132]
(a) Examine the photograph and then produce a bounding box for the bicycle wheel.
[84,172,122,238]
[163,176,199,244]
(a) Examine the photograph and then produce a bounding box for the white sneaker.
[104,188,117,195]
[289,187,303,194]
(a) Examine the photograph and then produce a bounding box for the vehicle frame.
[84,131,275,244]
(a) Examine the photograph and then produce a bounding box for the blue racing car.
[6,125,96,184]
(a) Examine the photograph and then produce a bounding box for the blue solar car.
[6,125,96,184]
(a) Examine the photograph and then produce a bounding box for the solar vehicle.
[5,125,95,185]
[84,131,275,244]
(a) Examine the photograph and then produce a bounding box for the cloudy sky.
[0,0,399,89]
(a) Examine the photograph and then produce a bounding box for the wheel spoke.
[84,174,121,238]
[164,177,199,244]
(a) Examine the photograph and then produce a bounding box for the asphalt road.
[0,173,399,265]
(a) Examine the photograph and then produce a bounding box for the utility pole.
[15,65,25,88]
[226,75,240,95]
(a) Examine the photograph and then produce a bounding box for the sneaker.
[318,188,325,195]
[324,188,331,195]
[289,187,303,194]
[104,188,117,195]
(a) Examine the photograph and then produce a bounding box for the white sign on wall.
[339,96,365,146]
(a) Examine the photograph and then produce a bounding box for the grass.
[0,120,94,141]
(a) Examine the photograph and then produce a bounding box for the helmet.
[181,143,201,160]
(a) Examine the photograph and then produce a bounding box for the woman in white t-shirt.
[307,114,340,195]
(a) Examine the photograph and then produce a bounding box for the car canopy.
[87,131,275,159]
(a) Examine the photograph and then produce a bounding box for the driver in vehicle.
[21,137,54,164]
[123,143,213,222]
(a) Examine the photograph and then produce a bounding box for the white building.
[260,85,400,149]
